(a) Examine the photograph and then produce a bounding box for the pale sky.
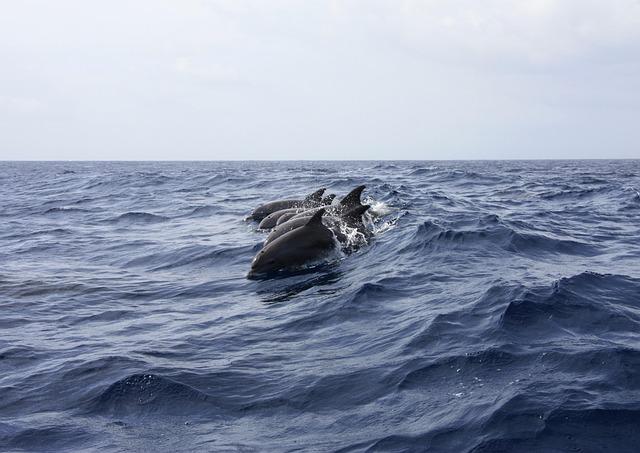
[1,0,639,160]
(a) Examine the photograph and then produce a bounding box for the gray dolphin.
[264,204,371,246]
[320,193,336,206]
[258,193,337,229]
[250,188,326,221]
[273,195,333,227]
[275,210,301,226]
[258,207,304,230]
[248,208,336,278]
[337,185,366,212]
[289,185,366,222]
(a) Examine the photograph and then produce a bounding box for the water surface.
[1,160,640,452]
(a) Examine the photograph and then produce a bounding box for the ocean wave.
[0,423,95,452]
[121,244,254,270]
[408,219,601,256]
[43,206,92,215]
[539,186,611,200]
[0,227,73,240]
[181,205,222,217]
[241,368,388,412]
[499,272,640,336]
[108,211,169,224]
[88,373,217,416]
[398,346,527,390]
[473,406,640,452]
[408,166,438,176]
[0,279,97,298]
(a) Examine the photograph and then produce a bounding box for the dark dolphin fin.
[304,188,326,203]
[322,194,336,205]
[305,208,326,226]
[342,204,370,220]
[339,185,366,209]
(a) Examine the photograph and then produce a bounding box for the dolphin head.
[248,247,287,278]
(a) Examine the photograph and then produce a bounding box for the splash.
[365,197,393,217]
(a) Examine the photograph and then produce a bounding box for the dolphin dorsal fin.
[343,204,370,220]
[322,194,336,205]
[339,185,365,209]
[304,188,326,203]
[305,208,325,226]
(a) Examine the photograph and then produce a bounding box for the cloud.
[174,57,246,86]
[0,96,47,116]
[0,1,639,159]
[265,0,640,68]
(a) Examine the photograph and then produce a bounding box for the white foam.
[364,196,392,217]
[336,223,368,251]
[372,216,399,235]
[360,197,399,236]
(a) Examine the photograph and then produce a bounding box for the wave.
[108,212,169,224]
[0,227,73,240]
[0,424,95,452]
[88,374,217,416]
[499,272,640,336]
[241,368,388,412]
[408,166,438,176]
[122,244,254,270]
[43,207,91,215]
[61,309,134,325]
[337,404,640,453]
[398,346,527,390]
[408,219,601,257]
[179,205,240,218]
[206,175,251,187]
[0,278,100,298]
[473,406,640,452]
[407,272,640,352]
[539,186,612,200]
[619,187,640,211]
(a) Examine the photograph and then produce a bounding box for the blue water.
[1,160,640,452]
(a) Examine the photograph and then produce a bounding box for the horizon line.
[2,158,639,163]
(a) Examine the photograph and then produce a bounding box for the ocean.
[1,160,639,452]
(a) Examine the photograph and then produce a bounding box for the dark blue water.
[1,160,640,452]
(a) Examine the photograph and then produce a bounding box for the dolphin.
[275,210,301,226]
[273,195,333,227]
[289,185,366,222]
[337,185,366,213]
[264,204,371,246]
[258,207,304,230]
[258,194,337,229]
[321,193,336,206]
[248,208,336,278]
[249,188,326,221]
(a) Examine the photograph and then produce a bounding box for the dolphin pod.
[249,188,327,221]
[247,185,372,278]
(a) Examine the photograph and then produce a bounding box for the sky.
[1,0,639,160]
